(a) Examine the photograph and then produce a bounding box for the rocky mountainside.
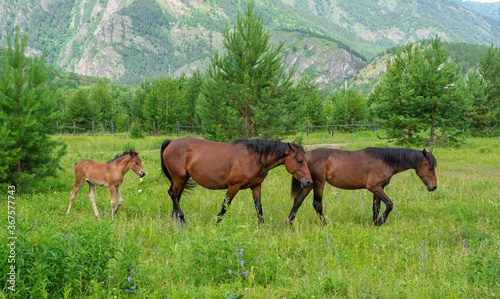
[0,0,498,85]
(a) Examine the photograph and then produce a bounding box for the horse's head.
[128,150,146,178]
[415,148,437,192]
[284,143,312,188]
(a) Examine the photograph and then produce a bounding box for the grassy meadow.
[1,132,499,298]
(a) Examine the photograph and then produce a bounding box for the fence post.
[372,119,376,133]
[73,122,76,136]
[153,122,156,136]
[111,123,114,136]
[126,123,129,132]
[201,120,204,136]
[176,121,180,137]
[351,118,354,134]
[328,120,331,136]
[306,120,310,136]
[92,121,95,136]
[56,122,59,135]
[105,123,107,134]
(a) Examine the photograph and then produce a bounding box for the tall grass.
[1,133,498,297]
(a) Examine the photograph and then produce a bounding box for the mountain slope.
[0,0,498,84]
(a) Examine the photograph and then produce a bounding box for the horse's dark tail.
[161,139,173,184]
[160,139,197,190]
[291,176,302,200]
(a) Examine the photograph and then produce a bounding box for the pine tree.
[197,0,300,141]
[0,27,66,189]
[369,36,465,146]
[479,44,500,131]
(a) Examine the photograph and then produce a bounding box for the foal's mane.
[364,147,437,168]
[232,139,304,158]
[107,150,139,163]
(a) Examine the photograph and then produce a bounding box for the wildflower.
[240,260,245,266]
[229,270,233,274]
[240,271,248,277]
[127,276,132,282]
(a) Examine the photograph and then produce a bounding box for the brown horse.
[67,150,146,219]
[160,136,312,223]
[288,147,437,226]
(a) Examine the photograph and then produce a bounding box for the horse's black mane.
[107,150,138,163]
[232,139,304,175]
[364,147,437,168]
[232,139,304,158]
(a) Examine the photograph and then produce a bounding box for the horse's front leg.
[251,185,264,224]
[109,186,117,220]
[371,188,393,226]
[287,185,312,225]
[113,187,123,216]
[216,185,240,223]
[312,182,327,226]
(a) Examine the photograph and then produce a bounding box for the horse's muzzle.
[301,179,312,188]
[139,171,146,178]
[428,185,437,191]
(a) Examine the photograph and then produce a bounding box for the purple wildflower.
[229,270,233,274]
[127,276,132,282]
[240,260,245,266]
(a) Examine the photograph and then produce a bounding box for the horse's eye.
[135,162,139,165]
[298,160,303,164]
[429,167,434,171]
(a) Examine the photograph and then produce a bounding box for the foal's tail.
[291,177,302,200]
[161,139,173,184]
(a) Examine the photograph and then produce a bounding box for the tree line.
[1,1,500,190]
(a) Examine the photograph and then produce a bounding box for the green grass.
[1,133,499,298]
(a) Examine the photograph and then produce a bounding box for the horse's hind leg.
[372,194,381,223]
[109,186,118,220]
[88,183,100,219]
[67,174,86,216]
[170,178,189,223]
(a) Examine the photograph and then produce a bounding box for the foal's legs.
[370,188,393,226]
[113,187,123,217]
[109,186,118,220]
[67,176,86,215]
[216,185,240,223]
[251,185,264,224]
[88,183,100,219]
[287,185,313,225]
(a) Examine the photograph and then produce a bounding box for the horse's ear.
[288,143,297,153]
[129,149,135,156]
[428,147,433,154]
[293,140,298,145]
[422,149,427,158]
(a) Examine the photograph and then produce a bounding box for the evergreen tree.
[329,89,367,125]
[142,77,182,131]
[297,75,324,126]
[0,27,66,189]
[88,79,113,123]
[369,36,465,146]
[65,87,93,132]
[197,0,299,141]
[479,44,500,131]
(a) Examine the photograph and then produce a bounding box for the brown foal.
[67,150,146,219]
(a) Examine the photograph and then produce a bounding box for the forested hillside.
[0,0,499,84]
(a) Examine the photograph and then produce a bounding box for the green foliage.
[478,44,500,130]
[329,89,367,125]
[369,36,466,146]
[198,0,301,141]
[0,27,66,190]
[1,134,499,297]
[297,76,325,126]
[0,218,142,297]
[129,121,145,139]
[64,87,94,131]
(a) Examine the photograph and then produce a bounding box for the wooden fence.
[55,119,379,137]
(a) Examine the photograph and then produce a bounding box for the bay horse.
[160,136,313,223]
[67,150,146,219]
[288,147,437,226]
